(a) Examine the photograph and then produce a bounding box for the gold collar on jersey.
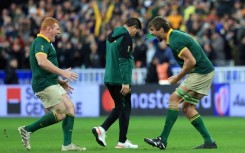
[166,28,173,45]
[37,34,50,43]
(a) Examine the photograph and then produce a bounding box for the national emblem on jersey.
[41,45,44,51]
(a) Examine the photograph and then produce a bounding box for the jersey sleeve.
[119,34,132,59]
[170,40,187,57]
[33,42,49,57]
[118,34,132,84]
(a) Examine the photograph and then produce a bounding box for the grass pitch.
[0,116,244,153]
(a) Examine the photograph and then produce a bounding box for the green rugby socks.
[62,114,74,146]
[190,114,213,143]
[160,109,179,145]
[25,112,58,133]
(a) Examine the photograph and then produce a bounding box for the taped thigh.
[175,87,199,105]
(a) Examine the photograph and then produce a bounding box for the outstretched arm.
[36,53,78,81]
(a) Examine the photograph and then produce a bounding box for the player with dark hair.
[144,16,217,150]
[92,18,142,148]
[18,17,85,151]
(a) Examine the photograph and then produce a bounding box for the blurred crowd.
[1,0,245,83]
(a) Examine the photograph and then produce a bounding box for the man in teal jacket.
[92,18,141,148]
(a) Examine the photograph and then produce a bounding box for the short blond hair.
[41,17,59,30]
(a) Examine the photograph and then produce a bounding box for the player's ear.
[160,28,165,33]
[47,26,51,33]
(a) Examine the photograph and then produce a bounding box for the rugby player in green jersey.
[144,16,217,150]
[92,18,141,148]
[18,17,85,151]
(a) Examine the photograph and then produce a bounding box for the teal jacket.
[104,26,134,85]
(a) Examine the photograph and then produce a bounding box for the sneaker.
[144,137,166,150]
[61,143,86,151]
[17,126,31,150]
[194,141,217,149]
[92,126,106,146]
[115,140,138,148]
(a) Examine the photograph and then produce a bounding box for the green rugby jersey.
[29,34,58,93]
[166,29,214,74]
[104,26,134,85]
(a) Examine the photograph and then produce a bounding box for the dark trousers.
[101,84,131,143]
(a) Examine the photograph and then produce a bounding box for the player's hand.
[59,79,74,94]
[168,75,180,84]
[120,84,131,95]
[61,67,78,81]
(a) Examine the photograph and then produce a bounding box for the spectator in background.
[133,38,147,68]
[203,41,216,65]
[197,22,217,66]
[10,36,25,69]
[4,57,18,84]
[56,33,74,69]
[145,57,158,83]
[22,41,31,69]
[167,9,183,30]
[236,17,245,65]
[237,35,245,65]
[155,41,176,84]
[96,32,107,67]
[0,32,9,69]
[1,0,245,75]
[145,40,175,84]
[88,41,102,68]
[211,31,226,66]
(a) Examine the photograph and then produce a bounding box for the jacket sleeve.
[118,34,132,84]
